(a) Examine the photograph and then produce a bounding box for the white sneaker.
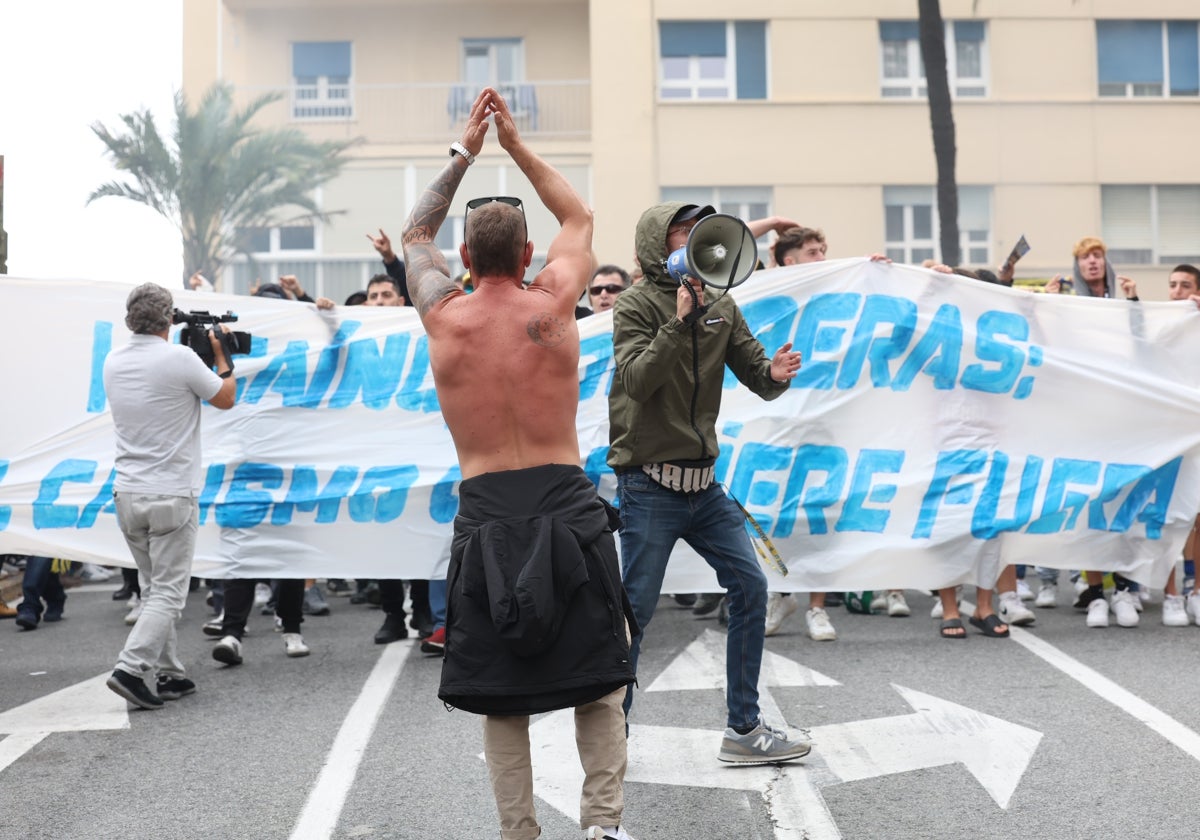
[585,825,637,840]
[1188,593,1200,625]
[806,607,837,641]
[886,591,911,617]
[1134,588,1148,612]
[764,593,798,637]
[999,592,1036,626]
[213,635,243,666]
[202,611,224,637]
[1073,577,1088,597]
[1016,579,1034,601]
[1086,597,1109,628]
[930,598,944,619]
[80,563,114,582]
[1111,590,1140,628]
[253,582,272,608]
[1035,582,1058,608]
[124,596,143,626]
[870,591,889,614]
[282,633,311,657]
[1162,594,1190,627]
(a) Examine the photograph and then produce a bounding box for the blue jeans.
[20,556,65,620]
[617,470,767,730]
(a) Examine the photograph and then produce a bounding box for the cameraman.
[103,282,236,710]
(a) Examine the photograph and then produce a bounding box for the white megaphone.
[665,213,758,291]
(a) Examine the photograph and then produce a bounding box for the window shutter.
[1096,21,1163,84]
[292,42,352,78]
[1168,22,1200,96]
[660,22,727,58]
[1101,185,1154,252]
[879,21,919,42]
[735,21,767,100]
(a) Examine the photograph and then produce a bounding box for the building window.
[237,224,317,256]
[661,186,772,261]
[1102,185,1200,265]
[450,39,537,127]
[658,21,767,101]
[1097,21,1200,98]
[879,21,988,99]
[291,42,353,119]
[883,186,991,266]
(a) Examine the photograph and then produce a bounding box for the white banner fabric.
[2,260,1199,590]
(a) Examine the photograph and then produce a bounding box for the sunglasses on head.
[465,196,527,238]
[589,284,625,296]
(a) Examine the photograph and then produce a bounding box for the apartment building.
[183,0,1200,302]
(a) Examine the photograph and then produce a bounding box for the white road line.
[963,600,1200,762]
[288,640,412,840]
[0,732,48,774]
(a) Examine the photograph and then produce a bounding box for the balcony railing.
[236,81,591,143]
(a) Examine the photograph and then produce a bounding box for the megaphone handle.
[680,278,708,326]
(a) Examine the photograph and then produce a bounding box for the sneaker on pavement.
[282,633,310,657]
[999,592,1035,627]
[1188,593,1200,625]
[1111,590,1140,627]
[420,626,446,655]
[374,613,408,644]
[1074,586,1104,610]
[124,596,143,626]
[718,718,812,765]
[15,610,38,631]
[806,607,837,641]
[43,604,64,622]
[326,578,352,596]
[692,593,724,616]
[1016,579,1034,601]
[764,593,798,636]
[1162,594,1190,627]
[213,635,244,666]
[585,827,637,840]
[202,611,225,637]
[1035,582,1058,608]
[870,591,889,614]
[253,582,272,608]
[303,585,331,616]
[156,675,196,700]
[886,591,911,617]
[107,669,163,710]
[1073,577,1089,597]
[1086,597,1110,628]
[80,563,114,582]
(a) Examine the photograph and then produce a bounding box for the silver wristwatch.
[449,141,475,165]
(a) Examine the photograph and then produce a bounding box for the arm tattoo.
[402,159,468,317]
[526,313,568,347]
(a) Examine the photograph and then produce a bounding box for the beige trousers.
[483,685,628,839]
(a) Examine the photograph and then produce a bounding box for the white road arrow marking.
[0,672,130,774]
[810,684,1042,809]
[519,637,1041,839]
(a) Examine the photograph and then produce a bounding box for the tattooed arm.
[401,89,492,318]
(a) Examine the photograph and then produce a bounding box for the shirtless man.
[400,87,638,840]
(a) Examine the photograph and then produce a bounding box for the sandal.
[939,617,966,639]
[969,613,1010,638]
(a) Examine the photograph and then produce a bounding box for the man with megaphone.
[608,202,807,766]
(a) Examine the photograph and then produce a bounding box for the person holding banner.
[607,201,808,765]
[103,282,236,710]
[400,87,638,840]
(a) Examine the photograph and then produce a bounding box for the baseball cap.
[670,204,716,226]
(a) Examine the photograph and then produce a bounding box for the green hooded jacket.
[606,202,789,470]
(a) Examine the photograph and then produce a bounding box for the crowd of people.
[5,86,1200,840]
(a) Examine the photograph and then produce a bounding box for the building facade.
[183,0,1200,301]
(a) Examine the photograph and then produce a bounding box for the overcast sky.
[0,1,183,286]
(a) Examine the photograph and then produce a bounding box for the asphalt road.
[2,581,1199,840]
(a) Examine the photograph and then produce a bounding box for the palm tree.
[918,0,959,267]
[89,82,358,288]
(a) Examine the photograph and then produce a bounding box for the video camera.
[172,309,252,370]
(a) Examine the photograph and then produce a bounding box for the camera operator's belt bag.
[641,459,716,494]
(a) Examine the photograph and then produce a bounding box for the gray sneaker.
[303,585,331,616]
[718,718,812,765]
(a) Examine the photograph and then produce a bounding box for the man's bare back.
[399,87,595,480]
[424,277,583,479]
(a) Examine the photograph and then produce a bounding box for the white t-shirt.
[103,334,224,496]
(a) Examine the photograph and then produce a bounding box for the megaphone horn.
[665,213,758,291]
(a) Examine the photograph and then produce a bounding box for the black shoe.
[824,592,845,608]
[1074,585,1104,610]
[156,675,196,701]
[44,604,64,622]
[673,593,698,607]
[188,576,201,593]
[112,584,137,601]
[374,614,408,644]
[350,581,381,606]
[693,593,724,616]
[15,611,38,631]
[410,611,434,637]
[326,578,352,596]
[106,669,163,710]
